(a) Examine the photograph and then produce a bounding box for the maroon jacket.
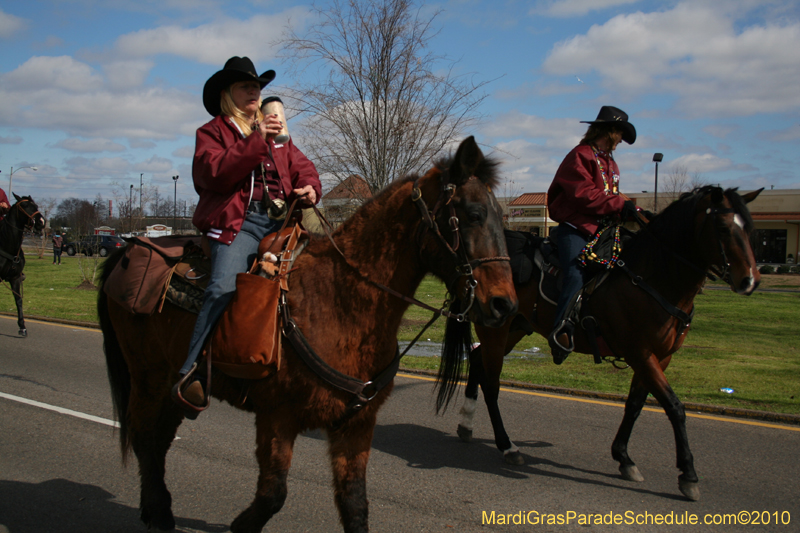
[547,143,625,237]
[0,188,9,220]
[192,115,321,244]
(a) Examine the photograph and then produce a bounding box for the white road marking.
[0,391,120,428]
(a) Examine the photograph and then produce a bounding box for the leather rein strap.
[281,175,508,429]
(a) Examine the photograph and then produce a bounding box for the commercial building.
[505,188,800,264]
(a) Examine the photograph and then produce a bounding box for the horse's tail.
[434,300,473,414]
[97,248,132,463]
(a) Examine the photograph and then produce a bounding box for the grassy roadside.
[3,254,799,415]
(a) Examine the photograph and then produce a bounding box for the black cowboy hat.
[202,56,276,116]
[581,105,636,145]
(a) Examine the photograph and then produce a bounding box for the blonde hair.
[220,85,263,136]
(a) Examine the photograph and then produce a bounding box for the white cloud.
[703,124,739,139]
[103,60,155,90]
[668,153,736,174]
[135,155,175,173]
[64,156,132,178]
[2,56,104,92]
[541,2,800,117]
[112,10,315,65]
[0,56,204,140]
[537,0,641,18]
[53,138,127,153]
[0,134,23,144]
[172,145,195,158]
[483,111,584,150]
[0,9,27,39]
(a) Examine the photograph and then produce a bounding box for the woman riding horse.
[547,106,640,363]
[174,56,321,415]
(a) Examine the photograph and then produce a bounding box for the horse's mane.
[647,186,754,240]
[624,185,754,275]
[328,150,501,237]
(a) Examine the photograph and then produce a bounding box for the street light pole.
[7,166,39,197]
[140,173,143,219]
[652,153,664,212]
[172,175,179,235]
[129,184,134,235]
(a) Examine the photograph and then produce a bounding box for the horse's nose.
[490,296,518,323]
[738,276,759,295]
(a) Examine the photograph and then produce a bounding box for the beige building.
[506,188,800,264]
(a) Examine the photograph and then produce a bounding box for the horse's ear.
[13,192,21,201]
[451,136,483,186]
[739,187,764,204]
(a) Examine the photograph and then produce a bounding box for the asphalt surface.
[1,315,799,532]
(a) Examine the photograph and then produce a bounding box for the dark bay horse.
[0,194,45,336]
[98,137,518,533]
[438,186,762,502]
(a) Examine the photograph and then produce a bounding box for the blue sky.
[2,0,800,212]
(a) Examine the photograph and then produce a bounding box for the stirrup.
[171,362,211,418]
[548,320,574,365]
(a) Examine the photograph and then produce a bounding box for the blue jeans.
[181,209,281,375]
[552,223,589,328]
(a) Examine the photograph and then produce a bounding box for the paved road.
[1,315,799,532]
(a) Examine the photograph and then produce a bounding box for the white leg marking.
[459,397,477,431]
[503,441,519,455]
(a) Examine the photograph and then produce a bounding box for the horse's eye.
[466,207,485,224]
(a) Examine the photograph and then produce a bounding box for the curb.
[397,368,800,427]
[5,313,799,427]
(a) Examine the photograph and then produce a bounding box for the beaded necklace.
[591,146,620,195]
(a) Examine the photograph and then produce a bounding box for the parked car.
[63,235,126,257]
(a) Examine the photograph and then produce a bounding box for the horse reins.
[612,193,739,333]
[280,174,508,430]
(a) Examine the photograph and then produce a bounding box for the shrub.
[777,265,792,274]
[759,265,775,274]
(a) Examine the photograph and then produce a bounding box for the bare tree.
[660,164,707,209]
[281,0,491,194]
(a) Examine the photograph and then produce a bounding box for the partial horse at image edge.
[0,194,46,336]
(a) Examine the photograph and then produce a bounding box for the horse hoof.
[457,424,472,443]
[503,451,524,465]
[619,464,644,482]
[18,329,27,337]
[679,478,700,501]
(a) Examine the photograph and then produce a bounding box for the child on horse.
[546,106,639,364]
[173,57,322,416]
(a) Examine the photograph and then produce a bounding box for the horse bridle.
[280,174,510,429]
[635,193,740,286]
[702,204,740,284]
[3,199,43,231]
[412,176,510,321]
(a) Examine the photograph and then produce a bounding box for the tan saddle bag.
[208,223,308,379]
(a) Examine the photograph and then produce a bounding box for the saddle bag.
[207,224,308,380]
[208,273,282,379]
[103,236,204,315]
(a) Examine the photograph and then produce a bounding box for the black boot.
[548,320,574,365]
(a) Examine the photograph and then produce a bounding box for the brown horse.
[438,186,762,502]
[98,136,517,533]
[0,194,46,336]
